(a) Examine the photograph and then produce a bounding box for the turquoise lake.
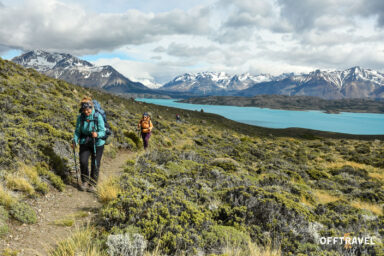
[135,98,384,135]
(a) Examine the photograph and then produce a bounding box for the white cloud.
[0,0,212,54]
[1,0,384,83]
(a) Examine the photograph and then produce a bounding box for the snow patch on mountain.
[12,50,149,92]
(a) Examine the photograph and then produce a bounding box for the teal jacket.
[73,109,106,147]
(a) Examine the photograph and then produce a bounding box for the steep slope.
[12,50,150,93]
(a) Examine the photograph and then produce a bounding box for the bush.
[9,202,37,224]
[36,163,65,191]
[306,169,330,180]
[124,131,141,148]
[210,158,239,173]
[203,225,250,253]
[106,233,147,256]
[0,219,8,237]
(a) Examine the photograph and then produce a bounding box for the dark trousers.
[141,132,151,149]
[79,143,104,185]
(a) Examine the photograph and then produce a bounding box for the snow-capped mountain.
[12,50,149,93]
[161,67,384,99]
[160,72,291,94]
[238,67,384,99]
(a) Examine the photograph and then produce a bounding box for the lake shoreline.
[178,95,384,114]
[135,98,384,135]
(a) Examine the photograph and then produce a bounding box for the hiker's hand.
[92,132,98,138]
[71,142,76,149]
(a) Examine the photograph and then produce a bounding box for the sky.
[1,0,384,87]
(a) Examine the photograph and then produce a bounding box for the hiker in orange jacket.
[137,112,153,149]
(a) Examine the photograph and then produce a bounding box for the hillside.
[1,58,384,255]
[179,95,384,114]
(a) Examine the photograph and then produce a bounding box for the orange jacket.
[138,118,153,133]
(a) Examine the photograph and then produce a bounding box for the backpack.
[140,118,152,133]
[80,100,112,142]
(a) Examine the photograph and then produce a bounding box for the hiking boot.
[79,182,89,191]
[87,185,97,193]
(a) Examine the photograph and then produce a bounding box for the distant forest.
[179,95,384,114]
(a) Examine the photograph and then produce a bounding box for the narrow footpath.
[1,150,134,256]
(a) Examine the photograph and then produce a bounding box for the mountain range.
[237,67,384,99]
[159,72,293,94]
[160,68,384,99]
[11,50,384,99]
[12,50,150,93]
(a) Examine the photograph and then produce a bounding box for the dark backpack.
[80,100,112,141]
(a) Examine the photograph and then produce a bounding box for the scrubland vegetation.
[1,58,383,255]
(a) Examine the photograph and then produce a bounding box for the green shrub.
[0,206,9,221]
[36,163,65,191]
[306,169,330,180]
[210,158,239,173]
[9,202,37,224]
[124,131,141,147]
[203,225,250,253]
[0,219,8,237]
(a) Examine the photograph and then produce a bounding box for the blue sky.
[1,0,384,87]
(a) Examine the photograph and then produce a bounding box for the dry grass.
[0,185,16,208]
[51,211,89,227]
[314,190,343,204]
[21,164,38,180]
[368,172,384,181]
[351,200,383,216]
[248,241,282,256]
[300,195,314,208]
[52,218,75,227]
[49,227,106,256]
[321,159,384,182]
[5,174,35,196]
[322,160,379,172]
[96,177,121,204]
[221,240,281,256]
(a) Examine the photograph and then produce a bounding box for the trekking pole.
[72,140,81,186]
[92,124,98,179]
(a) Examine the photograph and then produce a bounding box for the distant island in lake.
[179,95,384,114]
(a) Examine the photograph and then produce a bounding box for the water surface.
[135,98,384,135]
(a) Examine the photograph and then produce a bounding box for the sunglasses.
[81,102,93,110]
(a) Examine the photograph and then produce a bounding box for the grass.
[247,241,281,256]
[5,174,35,196]
[51,211,90,227]
[52,218,75,227]
[0,186,16,208]
[313,190,343,204]
[221,240,281,256]
[96,177,121,204]
[49,227,106,256]
[21,164,49,194]
[322,159,380,172]
[1,248,20,256]
[351,200,383,216]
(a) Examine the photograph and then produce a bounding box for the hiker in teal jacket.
[72,97,106,192]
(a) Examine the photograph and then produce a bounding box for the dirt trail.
[1,150,134,256]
